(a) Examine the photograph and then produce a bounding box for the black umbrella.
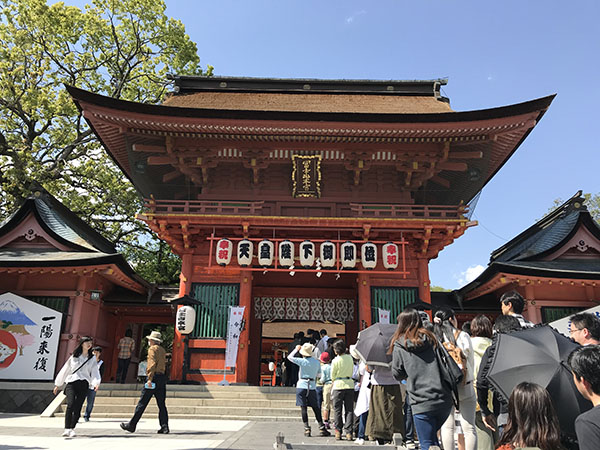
[485,325,592,437]
[403,299,432,310]
[354,323,398,368]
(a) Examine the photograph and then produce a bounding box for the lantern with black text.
[361,242,377,270]
[299,240,315,268]
[237,239,253,267]
[341,241,357,269]
[382,242,399,269]
[279,240,294,268]
[216,239,233,266]
[258,239,274,267]
[320,241,336,268]
[176,306,196,335]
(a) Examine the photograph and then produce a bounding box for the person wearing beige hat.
[120,330,169,434]
[288,342,331,437]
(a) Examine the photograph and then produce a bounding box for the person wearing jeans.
[83,346,105,422]
[391,309,453,450]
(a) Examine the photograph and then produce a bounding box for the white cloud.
[456,264,485,286]
[346,10,366,24]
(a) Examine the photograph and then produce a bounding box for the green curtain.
[190,283,239,338]
[370,287,418,324]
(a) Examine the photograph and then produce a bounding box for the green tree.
[431,285,451,292]
[0,0,213,284]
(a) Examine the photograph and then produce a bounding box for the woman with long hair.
[433,308,478,450]
[496,382,564,450]
[53,336,101,438]
[470,315,496,450]
[390,308,452,450]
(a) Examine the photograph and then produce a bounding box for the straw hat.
[146,330,163,343]
[299,342,315,357]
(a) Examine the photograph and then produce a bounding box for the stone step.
[96,390,295,400]
[61,404,307,417]
[93,397,297,408]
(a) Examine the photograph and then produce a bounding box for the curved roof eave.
[66,85,555,125]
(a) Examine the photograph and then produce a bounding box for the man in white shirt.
[499,291,534,328]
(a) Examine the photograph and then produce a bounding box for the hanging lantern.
[216,239,233,266]
[382,242,399,269]
[361,242,377,270]
[341,241,357,269]
[279,240,294,268]
[237,239,253,267]
[320,241,336,268]
[299,240,315,268]
[176,305,196,335]
[258,239,274,267]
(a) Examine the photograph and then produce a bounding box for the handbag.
[434,342,463,409]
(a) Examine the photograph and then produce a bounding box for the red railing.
[144,199,264,215]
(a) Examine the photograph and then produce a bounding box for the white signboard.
[224,306,245,368]
[549,305,600,337]
[378,308,391,324]
[0,292,62,380]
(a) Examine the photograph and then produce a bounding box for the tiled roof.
[0,249,118,264]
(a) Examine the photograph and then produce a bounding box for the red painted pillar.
[172,253,193,381]
[357,273,371,330]
[236,270,252,383]
[417,258,431,304]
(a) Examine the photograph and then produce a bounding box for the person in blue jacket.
[288,342,331,437]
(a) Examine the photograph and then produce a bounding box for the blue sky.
[162,1,598,289]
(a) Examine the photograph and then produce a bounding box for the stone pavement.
[0,414,389,449]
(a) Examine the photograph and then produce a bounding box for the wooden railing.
[144,199,466,219]
[144,199,264,215]
[350,203,466,219]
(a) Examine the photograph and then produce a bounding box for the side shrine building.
[68,77,554,385]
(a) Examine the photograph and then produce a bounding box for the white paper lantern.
[299,240,315,268]
[361,242,377,270]
[216,239,233,266]
[237,239,253,267]
[341,241,357,269]
[176,305,196,335]
[320,241,336,268]
[258,239,274,267]
[278,240,294,268]
[382,242,399,269]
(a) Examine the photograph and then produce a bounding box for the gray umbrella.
[355,322,398,368]
[485,325,592,437]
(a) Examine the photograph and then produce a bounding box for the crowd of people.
[284,291,600,450]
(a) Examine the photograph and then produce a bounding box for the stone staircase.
[55,384,315,422]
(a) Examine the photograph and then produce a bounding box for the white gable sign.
[0,292,62,380]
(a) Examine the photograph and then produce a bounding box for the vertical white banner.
[224,306,245,368]
[378,308,390,324]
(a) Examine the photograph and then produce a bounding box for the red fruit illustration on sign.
[0,329,18,369]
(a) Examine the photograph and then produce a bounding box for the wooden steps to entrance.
[55,384,317,422]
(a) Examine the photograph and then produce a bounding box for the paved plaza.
[0,414,378,450]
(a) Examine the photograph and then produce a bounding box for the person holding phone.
[120,331,169,434]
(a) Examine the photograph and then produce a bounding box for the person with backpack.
[53,336,101,438]
[391,308,453,450]
[433,308,477,450]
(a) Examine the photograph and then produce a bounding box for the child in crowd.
[287,342,330,437]
[319,351,332,429]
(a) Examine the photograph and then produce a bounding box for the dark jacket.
[392,333,452,415]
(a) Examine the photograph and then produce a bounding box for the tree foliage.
[0,0,213,284]
[549,193,600,222]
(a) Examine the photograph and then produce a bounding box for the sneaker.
[68,429,76,438]
[319,427,331,437]
[323,420,330,429]
[157,426,170,434]
[335,430,342,440]
[355,437,365,445]
[406,439,416,449]
[62,429,70,437]
[304,427,311,437]
[346,433,353,441]
[84,417,89,422]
